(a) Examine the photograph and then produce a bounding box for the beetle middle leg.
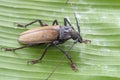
[52,18,72,26]
[53,41,77,71]
[52,19,59,25]
[27,43,52,64]
[14,19,48,28]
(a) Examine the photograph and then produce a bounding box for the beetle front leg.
[64,18,72,26]
[53,41,77,71]
[14,19,48,28]
[27,43,51,64]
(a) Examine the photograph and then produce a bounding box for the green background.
[0,0,120,80]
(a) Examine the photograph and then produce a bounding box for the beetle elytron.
[2,13,90,70]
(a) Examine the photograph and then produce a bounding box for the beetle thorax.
[66,26,83,43]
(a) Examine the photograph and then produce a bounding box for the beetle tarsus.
[1,48,15,52]
[82,40,91,44]
[27,59,39,64]
[14,22,26,28]
[71,62,77,71]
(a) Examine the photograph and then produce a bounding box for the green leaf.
[0,0,120,80]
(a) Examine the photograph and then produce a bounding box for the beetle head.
[70,28,83,43]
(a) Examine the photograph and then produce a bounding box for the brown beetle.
[2,14,90,70]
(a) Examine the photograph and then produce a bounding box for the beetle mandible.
[2,14,90,70]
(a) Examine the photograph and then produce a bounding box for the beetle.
[2,13,90,70]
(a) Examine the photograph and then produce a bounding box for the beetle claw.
[83,39,91,44]
[71,62,78,71]
[27,60,39,65]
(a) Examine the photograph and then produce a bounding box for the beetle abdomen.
[18,26,59,44]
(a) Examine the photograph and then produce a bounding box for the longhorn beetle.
[2,13,90,70]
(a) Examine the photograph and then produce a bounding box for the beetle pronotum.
[2,13,90,70]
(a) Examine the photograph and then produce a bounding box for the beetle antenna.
[45,56,65,80]
[66,0,81,34]
[70,3,80,34]
[74,12,80,34]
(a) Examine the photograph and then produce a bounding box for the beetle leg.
[82,39,91,44]
[27,43,51,64]
[14,19,48,28]
[64,18,72,26]
[53,41,77,71]
[1,44,39,52]
[52,20,59,25]
[68,39,78,51]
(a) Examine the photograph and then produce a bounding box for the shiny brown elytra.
[19,25,60,44]
[2,15,90,70]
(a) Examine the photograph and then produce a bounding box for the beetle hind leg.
[1,45,29,52]
[1,44,39,52]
